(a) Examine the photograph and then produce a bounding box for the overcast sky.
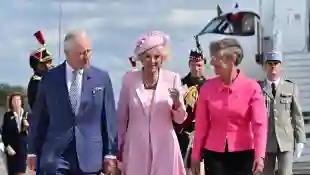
[0,0,260,99]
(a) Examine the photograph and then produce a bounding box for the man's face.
[44,60,54,69]
[189,60,205,77]
[264,61,281,80]
[66,35,92,69]
[37,60,53,71]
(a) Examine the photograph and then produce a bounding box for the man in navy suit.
[28,31,118,175]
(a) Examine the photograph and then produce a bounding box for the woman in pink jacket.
[117,31,187,175]
[191,38,268,175]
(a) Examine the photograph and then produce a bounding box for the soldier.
[27,31,54,175]
[27,31,54,110]
[259,51,306,175]
[174,49,207,173]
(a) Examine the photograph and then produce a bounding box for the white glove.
[295,143,304,159]
[6,145,16,156]
[0,142,4,152]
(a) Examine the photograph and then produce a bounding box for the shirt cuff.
[104,155,116,159]
[27,154,36,157]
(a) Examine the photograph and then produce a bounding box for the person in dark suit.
[27,31,119,175]
[2,92,29,175]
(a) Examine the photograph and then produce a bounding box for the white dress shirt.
[266,78,281,88]
[13,108,24,132]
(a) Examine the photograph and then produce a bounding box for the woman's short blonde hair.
[209,38,244,66]
[138,45,170,61]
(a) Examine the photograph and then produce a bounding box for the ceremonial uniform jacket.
[27,72,42,110]
[174,73,206,133]
[258,79,306,152]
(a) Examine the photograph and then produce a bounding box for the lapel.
[262,79,274,100]
[77,67,92,116]
[135,70,164,117]
[8,111,19,132]
[151,70,165,116]
[58,63,74,115]
[9,110,25,133]
[59,62,93,117]
[275,79,284,99]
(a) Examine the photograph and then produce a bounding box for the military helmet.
[29,31,53,70]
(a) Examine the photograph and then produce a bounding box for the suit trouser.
[203,147,254,175]
[36,156,45,175]
[263,151,293,175]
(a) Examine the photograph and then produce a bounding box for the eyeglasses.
[74,49,92,56]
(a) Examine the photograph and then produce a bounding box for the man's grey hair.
[64,31,87,51]
[209,38,244,66]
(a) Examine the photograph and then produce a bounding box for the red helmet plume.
[33,31,45,45]
[129,57,136,67]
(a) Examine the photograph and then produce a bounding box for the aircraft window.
[197,12,256,36]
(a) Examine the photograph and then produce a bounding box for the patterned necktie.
[69,70,81,114]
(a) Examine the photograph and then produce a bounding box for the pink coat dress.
[117,69,187,175]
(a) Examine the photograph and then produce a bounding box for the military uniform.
[259,51,306,175]
[27,31,53,111]
[27,74,42,109]
[174,49,206,168]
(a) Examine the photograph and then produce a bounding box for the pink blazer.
[192,72,267,160]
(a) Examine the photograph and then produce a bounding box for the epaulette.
[284,79,294,84]
[32,75,42,81]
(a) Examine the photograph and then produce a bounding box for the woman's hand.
[169,88,181,109]
[191,160,201,175]
[252,157,264,174]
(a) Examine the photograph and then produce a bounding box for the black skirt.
[6,140,27,175]
[6,151,27,175]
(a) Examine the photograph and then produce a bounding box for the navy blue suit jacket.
[29,62,117,173]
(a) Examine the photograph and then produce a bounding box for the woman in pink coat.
[191,38,267,175]
[117,31,187,175]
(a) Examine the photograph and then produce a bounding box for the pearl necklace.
[143,72,159,89]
